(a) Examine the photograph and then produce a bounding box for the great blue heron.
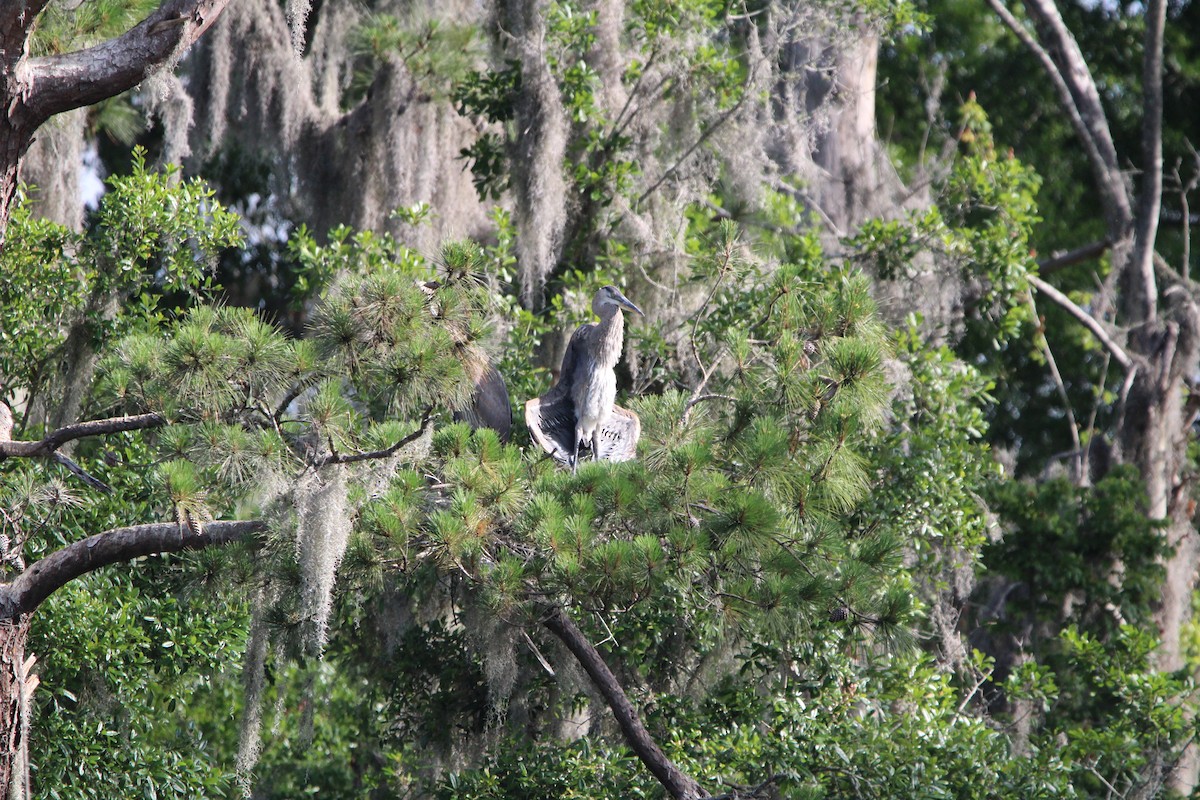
[525,285,644,470]
[418,279,513,441]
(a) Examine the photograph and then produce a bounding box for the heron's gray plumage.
[454,360,512,442]
[525,285,643,469]
[419,279,513,442]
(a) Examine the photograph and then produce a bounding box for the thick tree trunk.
[0,619,32,800]
[0,125,34,243]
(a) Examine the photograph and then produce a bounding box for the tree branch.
[1127,0,1168,324]
[995,0,1132,235]
[0,1,53,62]
[22,0,236,125]
[1028,275,1134,371]
[0,520,265,618]
[310,410,434,467]
[541,606,706,800]
[1037,238,1110,276]
[1025,290,1084,483]
[0,413,165,459]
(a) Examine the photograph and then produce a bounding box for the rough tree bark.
[993,0,1200,790]
[0,0,236,242]
[0,409,264,797]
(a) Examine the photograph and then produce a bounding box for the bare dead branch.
[992,0,1132,235]
[0,520,265,618]
[1025,291,1084,483]
[1029,275,1134,371]
[1037,239,1110,276]
[1126,0,1168,323]
[541,606,706,800]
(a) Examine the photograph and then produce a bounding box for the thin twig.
[682,236,736,426]
[1025,290,1084,483]
[311,410,435,467]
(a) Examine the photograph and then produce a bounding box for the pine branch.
[21,0,236,126]
[0,519,265,619]
[0,413,166,459]
[541,605,707,800]
[310,410,435,467]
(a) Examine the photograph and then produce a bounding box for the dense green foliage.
[0,0,1196,798]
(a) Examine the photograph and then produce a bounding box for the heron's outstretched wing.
[454,361,512,442]
[525,395,640,466]
[525,394,576,466]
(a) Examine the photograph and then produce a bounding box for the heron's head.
[594,285,645,318]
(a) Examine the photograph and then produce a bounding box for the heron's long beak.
[615,289,645,317]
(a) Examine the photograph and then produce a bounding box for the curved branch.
[1029,275,1134,371]
[1127,0,1168,323]
[22,0,235,125]
[992,0,1131,234]
[0,413,165,459]
[542,605,706,800]
[0,519,264,618]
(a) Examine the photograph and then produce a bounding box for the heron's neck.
[595,309,625,367]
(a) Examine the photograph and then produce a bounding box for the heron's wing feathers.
[454,361,512,442]
[545,322,596,402]
[594,405,640,462]
[525,395,640,466]
[525,394,576,466]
